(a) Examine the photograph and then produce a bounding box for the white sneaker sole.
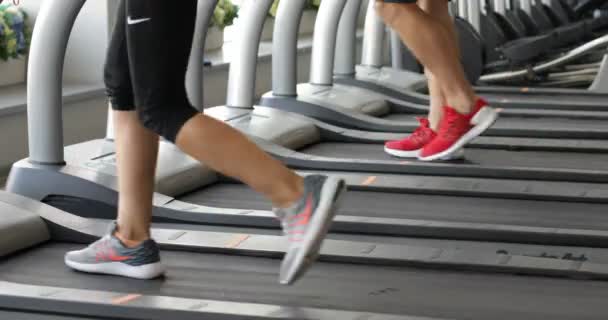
[418,107,498,162]
[65,259,165,280]
[384,146,420,158]
[385,146,466,160]
[279,176,346,285]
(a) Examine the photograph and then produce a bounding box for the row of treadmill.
[2,0,608,319]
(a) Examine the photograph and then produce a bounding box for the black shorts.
[104,0,199,142]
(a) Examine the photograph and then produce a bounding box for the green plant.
[269,0,321,18]
[0,4,30,61]
[211,0,239,30]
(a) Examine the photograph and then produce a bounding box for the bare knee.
[375,1,419,27]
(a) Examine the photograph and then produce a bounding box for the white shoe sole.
[385,146,466,160]
[418,107,498,162]
[279,176,346,285]
[65,259,165,280]
[384,146,420,158]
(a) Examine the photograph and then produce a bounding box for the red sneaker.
[384,118,436,158]
[418,99,498,161]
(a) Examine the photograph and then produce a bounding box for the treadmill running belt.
[3,243,608,320]
[300,142,608,172]
[480,91,608,109]
[383,113,608,132]
[179,184,608,230]
[0,311,100,320]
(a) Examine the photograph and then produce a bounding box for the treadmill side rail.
[0,281,423,320]
[0,192,50,257]
[40,209,608,281]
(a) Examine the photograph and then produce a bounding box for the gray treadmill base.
[247,106,608,152]
[0,194,49,257]
[336,76,608,120]
[4,191,608,281]
[9,163,608,247]
[26,197,608,281]
[0,310,98,320]
[0,281,420,320]
[260,93,608,139]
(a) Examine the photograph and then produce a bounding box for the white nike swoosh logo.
[127,17,151,25]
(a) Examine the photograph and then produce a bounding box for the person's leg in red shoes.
[384,1,453,158]
[378,0,497,161]
[384,2,444,158]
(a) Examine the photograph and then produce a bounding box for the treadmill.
[443,0,608,107]
[5,6,608,317]
[333,0,608,112]
[197,0,608,184]
[259,0,608,139]
[5,192,608,319]
[477,0,608,84]
[9,0,608,248]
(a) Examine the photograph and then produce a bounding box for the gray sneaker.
[274,175,346,285]
[65,221,165,279]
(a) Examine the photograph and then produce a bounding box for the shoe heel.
[471,107,498,126]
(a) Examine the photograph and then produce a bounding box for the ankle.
[114,224,150,248]
[446,92,476,114]
[428,106,443,131]
[272,175,305,209]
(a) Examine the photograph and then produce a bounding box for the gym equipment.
[8,0,608,248]
[195,0,608,186]
[480,0,608,79]
[358,0,608,110]
[4,191,608,319]
[260,0,608,141]
[5,1,608,317]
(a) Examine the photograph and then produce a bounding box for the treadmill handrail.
[309,0,348,85]
[361,0,385,67]
[26,0,86,164]
[186,0,217,111]
[226,0,273,108]
[480,33,608,82]
[334,0,363,76]
[271,0,307,96]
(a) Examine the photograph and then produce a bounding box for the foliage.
[211,0,239,30]
[0,4,30,61]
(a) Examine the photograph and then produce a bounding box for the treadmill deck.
[300,142,608,172]
[3,243,608,320]
[180,183,608,231]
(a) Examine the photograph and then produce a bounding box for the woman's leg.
[376,0,475,113]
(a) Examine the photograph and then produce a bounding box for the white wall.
[0,95,108,175]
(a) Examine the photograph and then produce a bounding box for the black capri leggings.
[104,0,199,143]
